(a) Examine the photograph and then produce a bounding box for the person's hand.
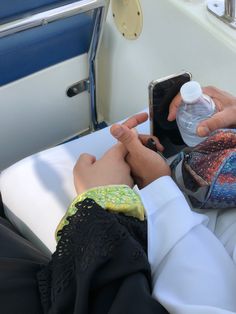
[110,113,171,189]
[168,86,236,137]
[121,112,164,151]
[73,143,133,195]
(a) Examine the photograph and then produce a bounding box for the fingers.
[114,142,128,157]
[168,85,235,122]
[203,86,236,108]
[202,86,225,110]
[73,154,96,180]
[138,134,164,151]
[104,142,128,159]
[202,86,221,98]
[202,86,233,99]
[110,124,142,153]
[122,112,148,129]
[168,93,182,121]
[197,109,236,137]
[77,153,96,165]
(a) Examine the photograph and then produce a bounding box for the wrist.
[55,185,145,241]
[141,168,171,188]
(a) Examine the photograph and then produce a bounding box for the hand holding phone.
[149,71,192,157]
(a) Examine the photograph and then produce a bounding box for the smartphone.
[149,71,192,157]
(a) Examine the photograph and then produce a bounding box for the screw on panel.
[42,19,48,25]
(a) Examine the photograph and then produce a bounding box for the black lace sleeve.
[37,198,168,314]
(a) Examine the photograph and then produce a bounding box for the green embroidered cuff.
[56,185,145,242]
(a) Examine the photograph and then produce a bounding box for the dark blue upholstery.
[0,1,77,23]
[0,13,94,85]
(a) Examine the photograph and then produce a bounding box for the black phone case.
[151,73,191,157]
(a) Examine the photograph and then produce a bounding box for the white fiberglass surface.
[0,111,149,254]
[97,0,236,123]
[0,54,90,171]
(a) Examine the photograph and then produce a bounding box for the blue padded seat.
[0,1,77,23]
[0,14,94,85]
[0,1,94,85]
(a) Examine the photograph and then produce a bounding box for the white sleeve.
[137,176,236,314]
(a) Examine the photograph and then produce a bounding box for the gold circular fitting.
[111,0,143,40]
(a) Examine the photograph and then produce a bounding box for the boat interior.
[0,0,236,255]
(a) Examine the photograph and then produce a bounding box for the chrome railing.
[207,0,236,28]
[225,0,236,20]
[88,5,107,130]
[0,0,105,38]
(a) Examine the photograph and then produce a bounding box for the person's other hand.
[121,112,164,151]
[110,114,171,189]
[168,86,236,137]
[73,143,133,195]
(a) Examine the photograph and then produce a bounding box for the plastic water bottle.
[176,81,216,147]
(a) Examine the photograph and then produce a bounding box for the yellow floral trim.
[55,185,145,242]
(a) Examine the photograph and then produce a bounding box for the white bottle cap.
[180,81,202,103]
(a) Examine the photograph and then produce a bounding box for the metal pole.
[0,0,105,38]
[225,0,236,20]
[207,0,236,29]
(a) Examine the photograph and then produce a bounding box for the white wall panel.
[97,0,236,123]
[0,54,90,170]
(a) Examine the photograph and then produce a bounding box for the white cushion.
[0,115,150,255]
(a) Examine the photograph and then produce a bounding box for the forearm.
[56,184,145,241]
[137,176,236,313]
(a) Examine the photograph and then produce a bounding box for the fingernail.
[197,126,210,137]
[112,125,124,138]
[167,114,173,121]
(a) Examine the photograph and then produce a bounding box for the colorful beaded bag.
[171,129,236,209]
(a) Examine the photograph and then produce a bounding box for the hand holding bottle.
[168,85,236,137]
[175,81,216,146]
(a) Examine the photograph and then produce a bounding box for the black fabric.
[0,198,168,314]
[38,198,168,314]
[0,217,49,314]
